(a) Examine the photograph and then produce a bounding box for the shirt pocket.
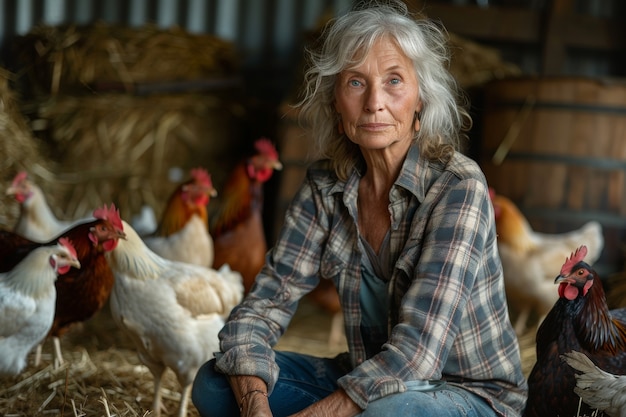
[320,247,346,282]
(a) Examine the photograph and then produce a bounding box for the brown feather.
[154,181,209,238]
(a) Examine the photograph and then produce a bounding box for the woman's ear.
[414,101,423,132]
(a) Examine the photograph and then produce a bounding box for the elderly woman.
[191,1,527,417]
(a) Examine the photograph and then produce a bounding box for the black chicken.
[524,245,626,417]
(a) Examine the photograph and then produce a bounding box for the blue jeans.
[191,351,497,417]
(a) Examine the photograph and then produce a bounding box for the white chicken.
[105,220,243,417]
[6,171,89,242]
[0,238,80,376]
[489,189,604,335]
[562,351,626,417]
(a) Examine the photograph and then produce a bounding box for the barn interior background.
[0,0,625,415]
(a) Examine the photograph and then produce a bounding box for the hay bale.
[13,22,240,96]
[6,22,249,224]
[448,33,522,89]
[0,68,57,228]
[29,92,247,222]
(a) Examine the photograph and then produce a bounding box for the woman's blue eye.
[350,80,361,87]
[390,78,400,85]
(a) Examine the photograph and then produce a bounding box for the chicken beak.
[554,275,573,284]
[70,258,81,269]
[272,161,283,171]
[5,186,16,196]
[208,187,218,197]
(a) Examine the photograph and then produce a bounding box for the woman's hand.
[228,375,272,417]
[241,391,272,417]
[289,389,362,417]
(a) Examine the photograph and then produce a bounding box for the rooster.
[524,245,626,417]
[562,351,626,417]
[0,239,80,376]
[489,189,604,335]
[105,220,244,417]
[211,137,282,293]
[211,137,344,345]
[6,171,80,241]
[144,167,217,268]
[0,204,126,366]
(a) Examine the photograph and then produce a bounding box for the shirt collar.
[329,141,430,202]
[394,141,428,202]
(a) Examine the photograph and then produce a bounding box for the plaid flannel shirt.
[216,143,528,416]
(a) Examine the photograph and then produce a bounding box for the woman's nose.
[364,85,384,112]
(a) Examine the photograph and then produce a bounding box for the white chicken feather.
[105,220,243,417]
[490,190,604,335]
[145,214,213,268]
[0,240,80,376]
[562,351,626,417]
[7,171,91,242]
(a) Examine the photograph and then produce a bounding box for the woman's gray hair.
[297,0,471,180]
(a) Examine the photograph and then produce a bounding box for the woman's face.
[334,37,422,152]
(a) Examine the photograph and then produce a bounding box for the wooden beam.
[404,2,624,52]
[418,4,540,43]
[556,13,626,51]
[540,0,573,74]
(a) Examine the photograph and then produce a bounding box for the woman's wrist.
[228,375,271,416]
[239,389,268,412]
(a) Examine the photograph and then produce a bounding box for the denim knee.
[359,385,497,417]
[191,352,347,417]
[192,359,239,417]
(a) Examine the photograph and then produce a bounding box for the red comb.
[12,171,28,187]
[58,237,77,259]
[254,138,278,160]
[560,245,588,275]
[93,203,124,232]
[191,168,212,187]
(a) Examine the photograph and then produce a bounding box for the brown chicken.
[211,138,282,293]
[524,245,626,417]
[489,188,604,335]
[0,204,126,366]
[144,167,217,267]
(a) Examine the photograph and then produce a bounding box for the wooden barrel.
[480,76,626,276]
